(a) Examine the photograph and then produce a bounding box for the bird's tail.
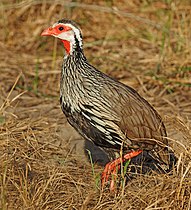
[127,148,177,175]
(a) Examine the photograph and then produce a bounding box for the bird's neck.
[61,34,83,56]
[61,34,87,84]
[60,48,87,111]
[61,40,71,55]
[61,48,87,83]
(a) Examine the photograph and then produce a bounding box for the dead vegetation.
[0,0,191,209]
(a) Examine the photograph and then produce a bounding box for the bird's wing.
[100,79,167,141]
[77,75,169,164]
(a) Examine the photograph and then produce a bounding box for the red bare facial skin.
[61,40,70,54]
[41,24,71,36]
[41,24,72,54]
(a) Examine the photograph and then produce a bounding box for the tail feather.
[126,149,177,177]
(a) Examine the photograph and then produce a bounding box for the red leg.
[101,149,142,190]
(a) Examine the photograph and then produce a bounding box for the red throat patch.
[61,40,70,54]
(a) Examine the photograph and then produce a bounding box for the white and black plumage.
[41,19,176,188]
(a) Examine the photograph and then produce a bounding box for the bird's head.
[41,19,83,55]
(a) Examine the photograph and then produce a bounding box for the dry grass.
[0,0,191,209]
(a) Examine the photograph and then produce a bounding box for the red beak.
[41,27,56,36]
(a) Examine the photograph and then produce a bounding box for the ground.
[0,1,191,209]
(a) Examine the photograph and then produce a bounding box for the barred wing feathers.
[82,73,167,144]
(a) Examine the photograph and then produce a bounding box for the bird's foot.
[101,149,143,191]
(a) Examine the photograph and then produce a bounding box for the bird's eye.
[58,26,64,31]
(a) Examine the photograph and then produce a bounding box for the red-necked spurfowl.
[41,19,176,190]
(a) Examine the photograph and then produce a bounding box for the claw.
[101,149,142,191]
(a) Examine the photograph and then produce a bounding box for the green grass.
[87,149,100,190]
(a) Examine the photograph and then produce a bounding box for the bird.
[41,19,176,190]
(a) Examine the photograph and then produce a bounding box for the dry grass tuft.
[0,0,191,209]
